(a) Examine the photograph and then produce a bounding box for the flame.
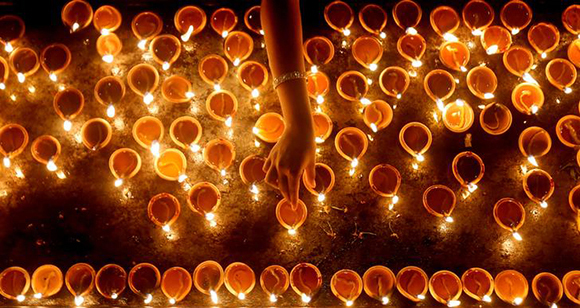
[406,27,418,35]
[3,157,10,168]
[471,29,483,36]
[144,293,153,304]
[443,33,458,42]
[47,159,58,172]
[269,294,278,303]
[17,73,25,83]
[369,63,378,71]
[288,229,297,235]
[74,295,84,306]
[181,25,194,42]
[379,32,386,39]
[143,92,154,105]
[221,30,229,38]
[102,54,114,63]
[342,28,351,36]
[162,62,170,70]
[483,93,494,99]
[237,293,246,300]
[16,295,25,302]
[511,28,520,35]
[513,297,523,305]
[411,60,422,67]
[4,42,13,53]
[251,88,260,98]
[225,116,233,127]
[138,40,147,50]
[150,140,160,157]
[317,194,326,202]
[512,231,523,241]
[346,300,354,306]
[486,45,498,55]
[114,179,123,187]
[71,22,80,32]
[49,73,57,82]
[210,290,219,303]
[316,95,324,104]
[301,293,311,303]
[482,295,492,302]
[447,300,460,307]
[381,296,389,305]
[106,104,116,118]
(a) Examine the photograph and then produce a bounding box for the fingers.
[278,174,290,201]
[263,157,272,172]
[304,161,316,188]
[287,173,301,206]
[265,166,278,189]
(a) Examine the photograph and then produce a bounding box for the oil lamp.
[224,31,253,66]
[518,126,551,167]
[512,83,544,115]
[108,148,142,187]
[150,34,181,70]
[240,155,266,200]
[31,265,63,299]
[563,270,580,305]
[131,12,163,50]
[363,100,393,132]
[161,267,192,304]
[187,182,221,226]
[335,127,368,176]
[429,271,462,307]
[132,116,164,154]
[95,264,126,300]
[244,6,262,35]
[169,116,202,151]
[237,61,268,98]
[128,263,160,304]
[324,1,354,36]
[430,6,460,37]
[369,163,401,209]
[466,66,497,99]
[528,23,560,58]
[303,163,335,202]
[290,263,322,303]
[127,63,160,106]
[161,75,193,103]
[500,1,532,35]
[397,33,426,68]
[503,46,534,77]
[442,99,475,133]
[253,113,285,144]
[336,70,369,102]
[96,33,122,63]
[545,58,576,93]
[352,36,383,71]
[556,115,580,148]
[61,0,93,33]
[0,56,8,89]
[193,261,224,303]
[40,44,71,81]
[0,15,25,53]
[93,5,122,34]
[80,118,112,151]
[424,69,455,108]
[452,151,484,191]
[493,198,525,241]
[9,47,39,83]
[462,0,494,35]
[312,112,333,143]
[94,76,125,117]
[568,39,580,68]
[199,54,228,90]
[276,199,308,235]
[480,26,512,55]
[358,4,387,37]
[154,148,187,181]
[396,266,428,302]
[0,124,28,168]
[363,266,396,305]
[203,139,235,176]
[392,0,422,32]
[495,270,528,305]
[522,169,554,208]
[65,263,95,306]
[379,66,410,99]
[30,135,61,171]
[53,87,84,131]
[224,262,255,300]
[532,273,563,307]
[399,122,432,166]
[331,269,363,306]
[303,36,334,72]
[174,6,206,42]
[0,267,30,302]
[423,185,457,222]
[563,5,580,37]
[210,8,237,38]
[206,90,238,126]
[462,268,494,302]
[439,41,470,72]
[260,265,289,303]
[480,103,512,135]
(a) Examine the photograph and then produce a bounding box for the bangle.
[272,71,306,89]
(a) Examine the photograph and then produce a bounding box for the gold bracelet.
[272,71,306,89]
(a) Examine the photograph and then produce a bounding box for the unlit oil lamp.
[336,71,369,102]
[223,31,253,67]
[9,47,39,83]
[369,164,401,210]
[493,198,525,241]
[53,87,84,132]
[556,115,580,147]
[312,112,333,143]
[290,263,322,303]
[480,103,512,135]
[187,182,220,226]
[80,118,112,151]
[31,265,63,299]
[495,270,528,305]
[161,75,193,103]
[40,44,71,81]
[528,23,560,59]
[303,163,335,202]
[150,34,181,70]
[0,15,25,53]
[522,169,554,208]
[174,6,207,42]
[397,33,426,68]
[95,264,126,300]
[331,269,362,306]
[424,69,455,109]
[194,261,224,304]
[335,127,368,176]
[352,36,383,71]
[128,263,160,304]
[61,0,93,33]
[429,270,462,307]
[545,58,576,93]
[462,268,494,303]
[563,5,580,37]
[253,113,285,144]
[237,61,268,98]
[0,267,30,302]
[127,63,159,106]
[358,4,387,37]
[244,6,262,35]
[131,12,163,50]
[206,90,238,126]
[500,0,532,35]
[169,116,202,152]
[260,265,289,303]
[276,199,308,235]
[211,8,237,38]
[462,0,494,36]
[303,36,334,73]
[96,33,122,63]
[161,267,192,304]
[0,124,28,168]
[396,266,428,302]
[0,56,8,89]
[132,116,164,155]
[363,100,393,132]
[240,155,266,199]
[392,0,422,32]
[30,135,61,171]
[442,99,475,133]
[307,71,330,104]
[519,126,551,166]
[399,122,432,167]
[512,83,544,115]
[108,148,142,187]
[503,46,534,77]
[199,54,228,91]
[481,26,512,55]
[147,193,181,232]
[423,185,457,222]
[94,76,125,117]
[154,148,186,181]
[563,270,580,305]
[379,66,410,99]
[439,41,470,72]
[204,139,235,176]
[224,262,255,300]
[324,1,354,36]
[430,6,460,37]
[466,66,497,99]
[93,5,122,35]
[568,40,580,68]
[65,263,95,306]
[363,266,396,305]
[452,151,484,191]
[532,273,562,307]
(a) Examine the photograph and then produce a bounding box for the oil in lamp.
[423,185,457,222]
[396,266,428,302]
[334,127,368,176]
[93,5,122,35]
[336,71,369,103]
[493,198,525,241]
[161,267,192,304]
[462,0,494,36]
[503,46,534,77]
[224,31,253,67]
[430,6,460,38]
[330,269,362,306]
[9,47,39,83]
[147,193,181,232]
[65,263,95,306]
[495,270,529,305]
[237,61,268,98]
[132,116,164,155]
[392,0,422,32]
[203,139,235,176]
[128,263,160,304]
[307,71,330,104]
[169,116,202,152]
[206,90,238,126]
[362,266,396,305]
[174,6,207,42]
[424,69,455,109]
[253,113,285,144]
[369,164,401,209]
[199,54,229,91]
[244,6,262,35]
[0,267,30,302]
[150,34,181,70]
[303,36,334,73]
[439,41,470,72]
[96,33,122,63]
[80,118,112,151]
[194,261,224,303]
[500,0,532,35]
[239,155,266,199]
[31,265,63,299]
[187,182,221,227]
[108,148,142,187]
[568,39,580,68]
[0,124,28,168]
[94,76,125,118]
[452,151,484,192]
[127,63,160,106]
[522,169,554,208]
[399,122,432,167]
[312,111,333,143]
[95,264,126,300]
[563,5,580,37]
[466,66,497,99]
[290,263,322,303]
[532,273,563,307]
[480,103,512,135]
[211,8,238,38]
[161,75,194,103]
[545,58,576,93]
[324,1,354,37]
[363,100,393,133]
[61,0,93,33]
[0,56,8,89]
[40,44,71,81]
[442,99,475,133]
[154,148,187,181]
[0,15,25,53]
[528,23,560,59]
[429,270,462,307]
[352,36,382,71]
[358,4,387,37]
[260,265,289,303]
[303,163,335,202]
[53,87,84,132]
[480,26,512,55]
[518,127,550,165]
[379,66,410,99]
[563,270,580,305]
[396,33,426,68]
[224,262,255,300]
[462,268,494,302]
[31,135,61,172]
[276,199,308,235]
[512,83,544,115]
[556,115,580,148]
[131,12,163,50]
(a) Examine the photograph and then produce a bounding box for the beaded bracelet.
[272,71,307,89]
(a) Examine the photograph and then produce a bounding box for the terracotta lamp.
[335,127,368,172]
[312,112,333,144]
[61,0,93,33]
[9,47,39,83]
[108,148,142,187]
[363,266,396,305]
[303,36,334,70]
[495,270,528,305]
[442,99,475,133]
[358,4,387,36]
[379,66,410,99]
[503,46,534,77]
[131,12,163,50]
[369,164,401,210]
[556,115,580,147]
[95,264,127,300]
[461,268,494,302]
[439,41,470,72]
[161,75,193,103]
[563,270,580,305]
[0,56,8,89]
[424,69,455,105]
[568,39,580,68]
[452,151,484,189]
[545,58,576,92]
[244,6,262,35]
[147,193,181,232]
[303,163,335,202]
[331,269,363,306]
[480,103,512,135]
[31,265,63,299]
[569,185,580,231]
[532,273,563,307]
[169,116,202,151]
[237,61,268,97]
[127,63,160,105]
[53,87,84,131]
[65,263,95,306]
[239,155,267,186]
[462,0,494,35]
[80,118,112,151]
[0,124,28,168]
[466,66,497,99]
[253,113,285,144]
[500,1,532,35]
[174,6,206,42]
[93,5,122,34]
[423,185,457,222]
[161,267,192,304]
[275,199,308,235]
[429,271,462,306]
[430,6,460,37]
[528,23,560,58]
[493,198,525,241]
[96,33,122,63]
[154,148,187,181]
[396,33,426,67]
[94,76,125,117]
[224,262,255,300]
[211,8,238,38]
[31,135,61,167]
[290,263,322,303]
[324,1,354,35]
[40,44,71,81]
[392,0,422,31]
[187,182,221,225]
[522,169,554,208]
[396,266,429,302]
[206,90,238,125]
[307,71,330,103]
[363,100,393,132]
[128,263,160,304]
[512,83,544,115]
[150,34,181,70]
[518,126,551,165]
[336,71,369,102]
[563,5,580,36]
[203,139,235,174]
[0,15,25,52]
[481,26,512,55]
[193,261,224,304]
[223,31,253,67]
[260,265,289,303]
[199,54,228,90]
[352,36,383,71]
[0,267,30,302]
[399,122,432,161]
[132,116,164,152]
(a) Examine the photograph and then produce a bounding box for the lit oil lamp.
[424,69,455,108]
[169,116,202,151]
[203,139,235,176]
[503,46,534,77]
[30,135,61,170]
[161,75,193,103]
[461,268,494,302]
[324,1,354,36]
[480,103,512,135]
[545,58,576,93]
[423,185,457,222]
[439,41,470,72]
[150,34,181,70]
[0,267,30,302]
[303,36,334,72]
[128,263,160,304]
[211,8,237,38]
[397,33,426,68]
[127,63,160,105]
[94,76,125,117]
[379,66,410,99]
[336,71,369,102]
[335,127,368,176]
[132,116,164,154]
[187,182,221,226]
[313,112,333,143]
[466,66,497,99]
[147,193,180,232]
[174,6,207,42]
[61,0,93,33]
[240,155,266,199]
[493,198,525,241]
[224,31,253,66]
[199,54,228,90]
[512,83,544,115]
[254,113,285,144]
[237,61,268,98]
[495,270,528,305]
[276,199,308,235]
[95,264,126,300]
[462,0,494,36]
[430,6,460,37]
[518,126,551,166]
[396,266,429,302]
[331,269,362,306]
[363,100,393,132]
[429,270,462,307]
[9,47,39,83]
[53,87,84,131]
[161,267,192,304]
[93,5,122,34]
[108,148,142,187]
[522,169,554,208]
[154,149,186,181]
[442,99,475,133]
[563,5,580,37]
[31,264,63,299]
[563,271,580,305]
[392,0,422,31]
[65,263,95,306]
[260,265,289,303]
[0,124,28,168]
[307,71,330,104]
[0,15,25,53]
[131,12,163,50]
[532,273,563,307]
[481,26,512,55]
[352,36,382,71]
[0,56,8,89]
[290,263,322,303]
[80,118,112,151]
[369,164,401,210]
[358,4,387,37]
[96,33,122,63]
[224,262,255,300]
[452,151,484,191]
[568,39,580,68]
[244,6,262,35]
[556,115,580,147]
[399,122,432,166]
[500,1,532,35]
[528,23,560,59]
[303,163,335,202]
[40,44,71,81]
[363,266,396,305]
[206,90,238,126]
[194,261,224,303]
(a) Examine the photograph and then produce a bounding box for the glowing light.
[221,30,229,38]
[34,293,42,299]
[213,83,221,91]
[360,98,371,105]
[541,52,547,59]
[169,298,176,305]
[210,290,219,304]
[445,216,454,223]
[254,140,260,147]
[63,120,72,131]
[225,116,233,127]
[3,157,10,168]
[370,123,378,133]
[315,137,324,144]
[467,183,478,192]
[17,73,25,83]
[301,294,311,303]
[14,167,24,178]
[110,293,118,299]
[367,78,373,85]
[381,296,389,305]
[16,295,25,302]
[342,28,351,36]
[181,25,194,42]
[369,63,378,71]
[350,158,359,168]
[406,27,418,35]
[472,29,483,36]
[379,32,386,39]
[4,42,13,53]
[346,300,354,306]
[411,60,422,67]
[483,93,494,99]
[75,295,84,306]
[316,95,324,104]
[412,163,419,170]
[530,105,539,114]
[238,293,246,300]
[100,28,110,35]
[288,228,297,235]
[233,58,240,66]
[436,99,445,111]
[47,159,58,172]
[512,232,523,241]
[318,194,326,202]
[114,178,123,187]
[511,28,520,35]
[103,105,115,119]
[162,225,170,232]
[150,140,160,157]
[460,66,467,72]
[443,33,458,42]
[482,295,492,302]
[527,156,538,167]
[71,22,80,32]
[254,103,261,111]
[540,201,548,208]
[486,45,498,55]
[564,87,572,94]
[162,62,170,70]
[259,29,265,35]
[513,297,523,305]
[144,293,153,304]
[102,54,114,63]
[251,88,260,98]
[0,83,4,90]
[138,40,147,50]
[250,184,259,195]
[447,300,461,307]
[190,143,200,153]
[143,92,154,105]
[417,294,426,300]
[49,73,57,82]
[269,294,278,303]
[408,69,417,77]
[550,303,558,308]
[416,154,425,162]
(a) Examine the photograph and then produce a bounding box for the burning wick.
[301,293,311,303]
[233,58,241,67]
[411,60,422,67]
[71,22,80,32]
[530,104,539,114]
[102,54,114,63]
[417,294,426,300]
[541,52,547,59]
[445,216,454,223]
[213,83,221,91]
[443,33,458,42]
[527,156,538,167]
[388,195,399,211]
[288,228,297,235]
[564,87,572,94]
[540,201,548,208]
[181,25,194,42]
[17,73,25,83]
[406,27,418,35]
[162,224,170,232]
[190,143,200,152]
[317,193,326,202]
[342,28,351,36]
[169,298,176,305]
[381,296,389,305]
[310,65,318,73]
[513,297,523,305]
[367,78,373,85]
[16,295,25,302]
[369,63,378,71]
[143,92,154,105]
[0,82,5,90]
[221,30,229,38]
[379,32,386,39]
[101,28,110,35]
[210,290,219,304]
[482,295,492,302]
[467,183,478,193]
[4,42,13,53]
[111,293,118,299]
[49,73,57,82]
[472,29,483,36]
[349,158,359,176]
[107,104,116,117]
[162,62,170,70]
[483,93,494,99]
[63,120,72,132]
[251,88,260,98]
[114,178,123,187]
[150,140,160,157]
[522,72,538,84]
[47,158,57,171]
[447,300,461,307]
[346,300,354,306]
[269,294,278,303]
[436,99,445,111]
[34,293,42,299]
[416,153,425,162]
[144,293,153,304]
[360,98,371,106]
[316,95,324,104]
[370,123,378,133]
[225,116,233,127]
[238,293,246,300]
[512,231,523,241]
[3,156,10,168]
[74,295,84,306]
[138,40,147,50]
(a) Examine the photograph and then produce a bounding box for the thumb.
[304,162,316,188]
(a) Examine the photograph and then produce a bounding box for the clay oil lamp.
[31,135,61,172]
[330,269,363,306]
[0,124,28,168]
[0,56,8,89]
[0,267,30,302]
[396,266,429,302]
[392,0,422,32]
[439,41,470,72]
[307,71,330,104]
[528,23,560,59]
[80,118,112,151]
[194,261,224,304]
[430,6,460,38]
[518,127,551,167]
[95,264,126,300]
[399,122,432,166]
[563,5,580,37]
[53,87,84,132]
[0,15,25,53]
[203,139,235,176]
[500,1,532,35]
[303,36,334,72]
[462,0,494,36]
[223,31,253,67]
[93,5,122,35]
[452,151,484,192]
[363,100,393,133]
[462,268,494,302]
[244,6,262,35]
[495,270,529,305]
[224,262,255,300]
[481,26,512,55]
[132,116,164,155]
[358,4,387,37]
[94,76,125,118]
[493,198,525,241]
[108,148,142,187]
[147,193,181,232]
[206,90,238,127]
[379,66,410,99]
[563,271,580,304]
[9,47,39,83]
[352,36,383,71]
[253,113,285,144]
[174,6,207,42]
[128,263,160,304]
[396,33,426,68]
[324,1,354,36]
[65,263,95,306]
[239,155,266,199]
[237,61,268,98]
[211,8,237,38]
[568,40,580,68]
[545,58,576,93]
[423,185,457,222]
[335,127,368,176]
[276,199,308,235]
[161,267,192,304]
[169,116,202,152]
[522,169,554,208]
[199,54,228,91]
[303,163,335,202]
[442,99,474,133]
[150,34,181,70]
[569,185,580,230]
[31,265,63,299]
[161,75,193,103]
[503,46,534,77]
[532,273,563,307]
[363,266,396,305]
[127,63,159,106]
[313,112,333,143]
[187,182,221,226]
[480,103,512,135]
[61,0,93,33]
[290,263,322,303]
[96,33,122,63]
[131,12,163,50]
[260,265,289,303]
[154,149,187,181]
[424,69,455,109]
[466,66,497,99]
[369,164,401,210]
[429,270,462,307]
[556,115,580,148]
[40,44,71,82]
[337,71,369,103]
[512,83,544,115]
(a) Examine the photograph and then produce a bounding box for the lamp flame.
[181,25,194,42]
